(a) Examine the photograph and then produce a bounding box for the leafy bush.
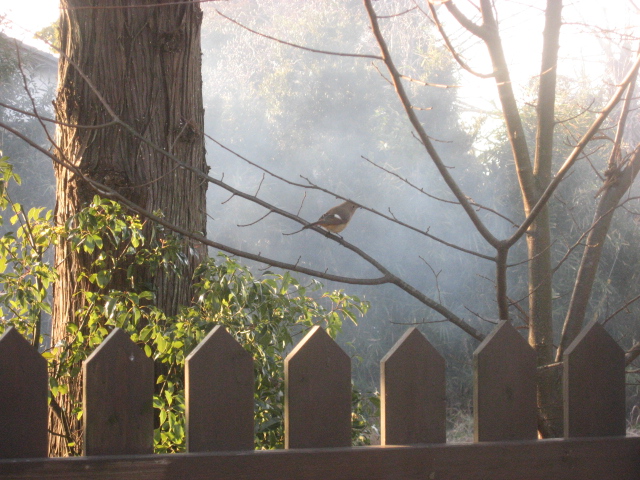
[0,156,377,452]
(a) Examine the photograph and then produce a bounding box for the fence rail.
[1,320,638,480]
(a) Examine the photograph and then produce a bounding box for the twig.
[419,255,443,304]
[427,2,494,78]
[63,0,226,10]
[602,292,640,326]
[400,74,460,89]
[376,6,418,19]
[237,210,273,228]
[362,154,521,229]
[215,9,383,61]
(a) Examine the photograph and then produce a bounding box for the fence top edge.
[2,435,639,465]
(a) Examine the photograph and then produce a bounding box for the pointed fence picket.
[563,320,626,437]
[380,327,446,445]
[0,327,48,459]
[474,320,538,442]
[284,325,351,449]
[83,327,154,456]
[0,320,639,480]
[185,325,254,452]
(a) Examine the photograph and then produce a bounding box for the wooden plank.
[185,325,254,452]
[563,321,626,437]
[474,320,537,442]
[0,327,48,459]
[83,328,154,456]
[285,326,351,448]
[380,327,445,445]
[2,436,640,480]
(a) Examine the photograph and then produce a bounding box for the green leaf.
[156,335,168,353]
[96,270,111,288]
[139,326,153,343]
[82,236,95,254]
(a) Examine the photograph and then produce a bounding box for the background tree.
[196,0,640,436]
[409,0,640,435]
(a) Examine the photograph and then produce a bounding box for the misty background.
[2,0,640,422]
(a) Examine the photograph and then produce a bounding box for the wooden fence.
[1,320,639,479]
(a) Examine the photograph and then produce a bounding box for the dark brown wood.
[474,320,537,442]
[50,0,207,455]
[285,326,351,449]
[185,326,254,452]
[0,327,48,459]
[2,436,640,480]
[380,327,445,445]
[563,321,626,437]
[83,328,154,455]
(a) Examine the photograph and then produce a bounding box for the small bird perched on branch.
[285,200,359,235]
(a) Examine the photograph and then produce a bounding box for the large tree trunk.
[50,0,207,456]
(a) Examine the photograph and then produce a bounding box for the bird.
[284,200,359,235]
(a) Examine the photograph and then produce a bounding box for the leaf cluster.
[0,158,375,452]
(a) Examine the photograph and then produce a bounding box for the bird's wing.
[316,212,346,225]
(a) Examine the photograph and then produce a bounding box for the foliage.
[0,156,56,343]
[35,20,61,53]
[0,158,375,452]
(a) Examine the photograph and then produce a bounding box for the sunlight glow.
[0,0,60,50]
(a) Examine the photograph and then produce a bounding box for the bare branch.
[0,119,391,287]
[62,0,227,10]
[0,101,117,130]
[376,6,418,19]
[215,9,383,61]
[602,292,640,326]
[2,104,487,340]
[300,175,495,261]
[507,51,640,248]
[464,302,500,326]
[208,134,493,259]
[237,210,273,228]
[427,2,494,78]
[419,255,443,304]
[363,0,501,249]
[626,342,640,366]
[399,74,461,89]
[254,173,265,197]
[553,99,596,126]
[361,155,520,228]
[443,0,488,39]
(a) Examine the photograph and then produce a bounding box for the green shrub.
[0,156,377,452]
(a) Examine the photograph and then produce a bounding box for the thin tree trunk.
[558,147,640,358]
[50,0,207,456]
[471,0,563,437]
[531,0,562,438]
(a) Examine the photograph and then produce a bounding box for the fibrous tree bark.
[50,0,207,455]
